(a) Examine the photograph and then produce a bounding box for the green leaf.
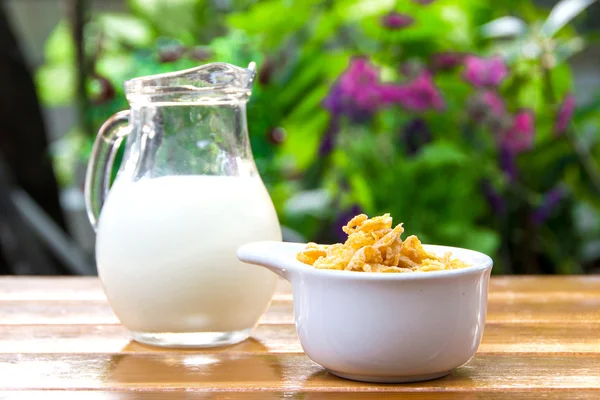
[349,174,375,214]
[279,111,329,170]
[518,137,575,191]
[541,0,596,37]
[35,64,76,106]
[460,227,501,256]
[360,1,475,49]
[227,0,317,49]
[95,54,135,86]
[516,70,544,114]
[128,0,203,41]
[210,31,263,67]
[416,141,469,168]
[50,127,87,187]
[549,62,573,99]
[284,189,332,218]
[97,14,154,49]
[277,52,349,111]
[44,21,75,65]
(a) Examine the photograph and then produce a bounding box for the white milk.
[95,175,281,333]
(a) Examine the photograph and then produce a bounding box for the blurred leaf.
[284,189,332,218]
[128,0,203,42]
[279,110,329,170]
[278,51,350,109]
[349,174,375,214]
[340,0,395,21]
[35,64,76,106]
[416,141,469,167]
[455,226,500,255]
[210,30,263,67]
[541,0,598,37]
[519,138,575,191]
[227,0,318,49]
[555,37,586,62]
[549,61,574,100]
[574,94,600,121]
[490,37,541,62]
[44,21,75,65]
[96,14,154,49]
[361,2,475,49]
[481,16,528,38]
[285,85,329,122]
[50,127,87,187]
[514,66,545,114]
[95,54,135,86]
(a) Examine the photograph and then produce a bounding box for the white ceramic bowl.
[237,241,493,383]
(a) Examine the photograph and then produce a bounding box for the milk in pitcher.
[96,175,281,340]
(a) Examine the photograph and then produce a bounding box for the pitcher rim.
[123,62,257,102]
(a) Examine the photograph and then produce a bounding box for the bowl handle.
[237,241,304,282]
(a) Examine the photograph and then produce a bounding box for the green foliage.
[36,0,600,273]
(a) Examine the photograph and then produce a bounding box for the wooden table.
[0,276,599,398]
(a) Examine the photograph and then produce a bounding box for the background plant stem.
[68,0,93,138]
[542,63,600,194]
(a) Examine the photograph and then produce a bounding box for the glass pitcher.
[84,62,282,348]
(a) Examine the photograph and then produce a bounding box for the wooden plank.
[3,294,600,325]
[0,277,105,301]
[0,277,293,301]
[2,276,600,301]
[0,323,599,355]
[489,276,600,293]
[0,353,599,391]
[0,391,599,399]
[0,300,295,325]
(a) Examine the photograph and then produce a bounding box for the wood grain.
[1,392,599,399]
[0,322,599,354]
[0,278,294,301]
[1,276,600,397]
[0,353,599,391]
[3,276,600,301]
[3,295,600,325]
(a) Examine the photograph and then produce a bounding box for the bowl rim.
[238,241,493,281]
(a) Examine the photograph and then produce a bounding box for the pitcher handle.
[84,110,131,231]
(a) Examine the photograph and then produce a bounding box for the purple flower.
[324,59,445,119]
[531,187,567,226]
[469,90,505,123]
[431,52,464,71]
[501,110,535,154]
[379,71,444,112]
[481,180,506,215]
[318,119,340,157]
[401,118,432,156]
[323,57,382,121]
[555,93,576,136]
[499,147,518,182]
[381,12,414,30]
[463,55,508,87]
[481,91,505,116]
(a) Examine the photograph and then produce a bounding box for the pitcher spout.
[124,62,257,104]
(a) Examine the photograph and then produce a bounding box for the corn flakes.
[297,214,469,273]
